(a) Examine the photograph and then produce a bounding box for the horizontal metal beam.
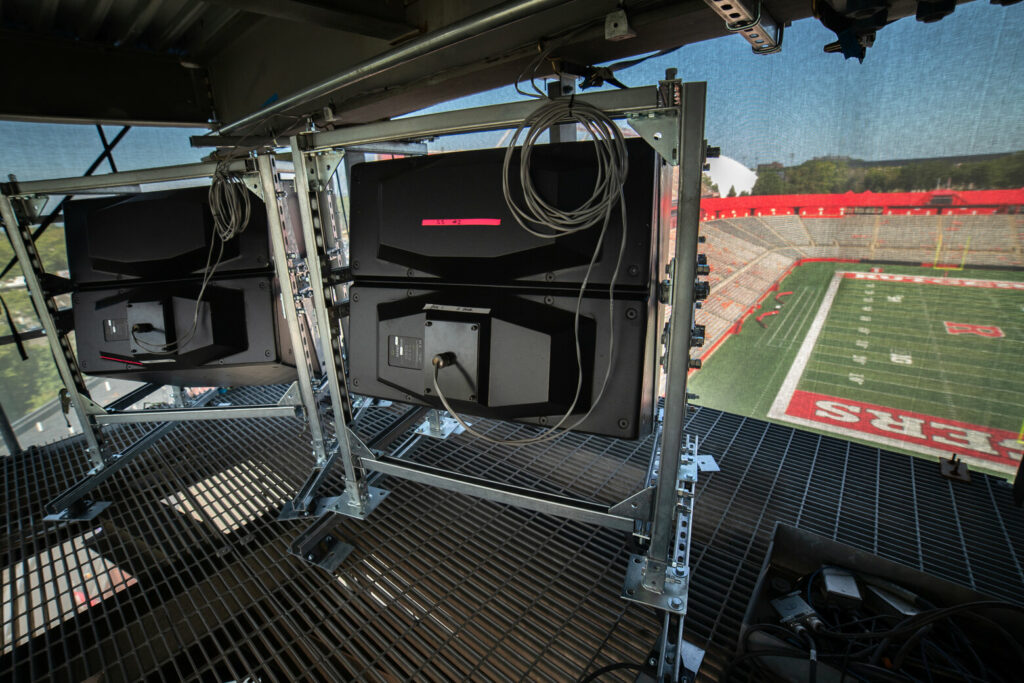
[3,159,253,197]
[103,383,164,412]
[363,456,635,531]
[299,86,660,151]
[95,404,302,424]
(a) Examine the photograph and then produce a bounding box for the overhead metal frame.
[0,80,711,681]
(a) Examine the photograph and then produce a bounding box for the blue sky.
[417,1,1024,168]
[0,0,1021,181]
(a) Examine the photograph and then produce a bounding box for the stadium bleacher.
[695,194,1024,360]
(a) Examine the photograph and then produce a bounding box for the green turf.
[689,263,1024,453]
[800,276,1024,432]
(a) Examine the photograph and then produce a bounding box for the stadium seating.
[695,209,1024,360]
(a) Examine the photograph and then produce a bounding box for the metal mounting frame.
[1,158,317,521]
[1,79,710,681]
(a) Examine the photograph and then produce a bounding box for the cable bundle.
[729,567,1024,683]
[502,99,629,237]
[131,163,251,356]
[432,98,630,446]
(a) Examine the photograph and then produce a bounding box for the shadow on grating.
[2,387,1022,682]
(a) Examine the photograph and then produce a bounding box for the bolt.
[352,379,359,387]
[306,553,316,562]
[670,598,682,609]
[627,264,639,277]
[471,324,478,331]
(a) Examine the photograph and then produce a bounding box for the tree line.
[750,151,1024,196]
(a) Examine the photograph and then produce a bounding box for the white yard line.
[767,272,844,421]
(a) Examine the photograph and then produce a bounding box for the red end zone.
[785,390,1022,467]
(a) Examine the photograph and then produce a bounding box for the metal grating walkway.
[3,387,1022,681]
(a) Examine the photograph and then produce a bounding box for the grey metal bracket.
[241,172,264,200]
[310,150,344,191]
[627,108,681,166]
[415,410,465,439]
[622,554,690,614]
[637,639,706,683]
[12,195,48,222]
[695,454,719,472]
[313,486,389,520]
[277,381,303,406]
[288,514,355,573]
[608,486,655,522]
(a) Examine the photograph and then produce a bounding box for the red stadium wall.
[700,188,1024,219]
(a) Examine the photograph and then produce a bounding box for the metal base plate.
[288,515,355,574]
[622,554,688,614]
[415,415,465,439]
[43,500,112,523]
[279,485,389,521]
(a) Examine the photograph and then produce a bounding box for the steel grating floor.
[2,386,1023,682]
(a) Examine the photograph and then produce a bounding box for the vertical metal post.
[0,195,106,464]
[548,75,577,144]
[0,399,21,456]
[256,155,328,463]
[648,81,706,565]
[289,139,368,513]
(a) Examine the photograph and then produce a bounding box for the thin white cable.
[131,165,251,355]
[433,191,630,446]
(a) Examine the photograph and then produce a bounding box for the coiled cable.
[433,98,631,445]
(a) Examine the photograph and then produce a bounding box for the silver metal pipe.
[302,86,659,151]
[216,0,574,135]
[5,160,249,197]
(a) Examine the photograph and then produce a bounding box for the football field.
[689,263,1024,475]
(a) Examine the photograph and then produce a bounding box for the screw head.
[627,265,639,277]
[670,597,682,609]
[352,379,359,387]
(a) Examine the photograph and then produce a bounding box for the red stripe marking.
[421,218,502,226]
[101,354,144,366]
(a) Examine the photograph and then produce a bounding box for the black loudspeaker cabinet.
[65,186,311,387]
[347,284,659,440]
[65,186,271,286]
[349,138,656,290]
[72,276,300,387]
